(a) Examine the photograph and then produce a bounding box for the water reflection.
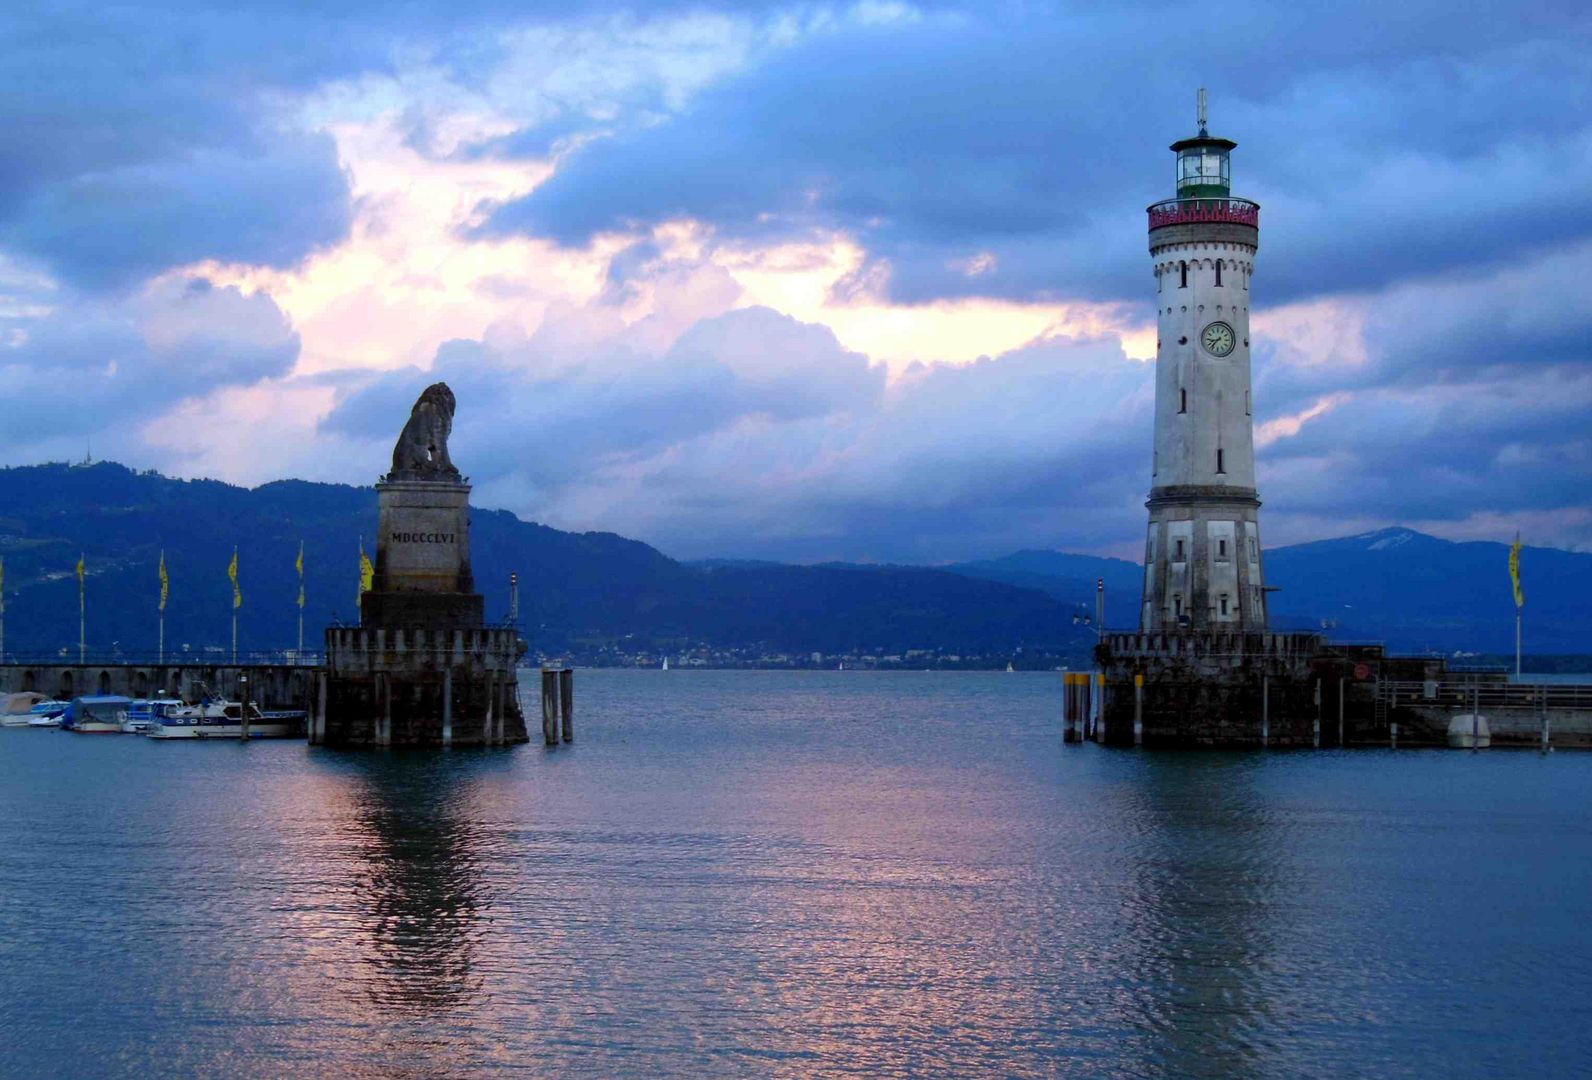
[1117,753,1285,1080]
[339,754,491,1014]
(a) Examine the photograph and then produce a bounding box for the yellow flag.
[228,547,242,609]
[76,553,85,583]
[159,551,169,612]
[296,541,306,609]
[359,542,375,597]
[1509,533,1524,608]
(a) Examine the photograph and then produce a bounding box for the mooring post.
[541,669,558,747]
[1337,676,1344,747]
[1133,673,1144,747]
[1261,676,1270,747]
[1391,721,1398,749]
[1471,683,1479,753]
[1540,682,1550,753]
[1094,674,1107,743]
[1313,678,1321,748]
[559,668,574,743]
[1063,674,1080,743]
[441,667,453,747]
[1083,676,1094,741]
[239,673,250,742]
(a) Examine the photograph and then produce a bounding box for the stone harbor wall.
[0,662,313,711]
[1095,633,1452,747]
[312,626,526,747]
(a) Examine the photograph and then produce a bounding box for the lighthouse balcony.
[1147,197,1260,231]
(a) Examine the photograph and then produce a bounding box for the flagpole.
[158,550,166,666]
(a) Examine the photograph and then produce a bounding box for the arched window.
[1219,594,1230,616]
[1214,259,1223,287]
[1179,261,1188,288]
[1179,388,1187,413]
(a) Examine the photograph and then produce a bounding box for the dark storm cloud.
[482,2,1592,307]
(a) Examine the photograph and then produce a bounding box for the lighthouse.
[1140,90,1267,632]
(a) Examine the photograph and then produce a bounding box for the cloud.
[0,277,298,465]
[482,2,1592,308]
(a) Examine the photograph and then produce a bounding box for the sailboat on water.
[661,656,669,671]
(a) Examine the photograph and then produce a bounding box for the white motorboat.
[146,699,305,739]
[122,698,182,734]
[26,701,68,728]
[2,692,49,726]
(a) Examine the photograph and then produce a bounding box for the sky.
[1,0,1589,562]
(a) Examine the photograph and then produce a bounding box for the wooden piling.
[541,669,558,747]
[1261,676,1270,747]
[1390,721,1398,749]
[441,667,453,747]
[1313,678,1321,748]
[1337,676,1344,747]
[1133,673,1144,747]
[1471,683,1479,753]
[1063,674,1081,743]
[559,668,574,743]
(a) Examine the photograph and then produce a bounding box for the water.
[2,670,1589,1078]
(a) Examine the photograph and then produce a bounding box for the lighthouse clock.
[1140,90,1268,632]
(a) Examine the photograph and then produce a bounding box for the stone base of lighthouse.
[1141,485,1267,632]
[1093,632,1450,748]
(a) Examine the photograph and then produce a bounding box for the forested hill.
[946,527,1592,655]
[0,462,1086,660]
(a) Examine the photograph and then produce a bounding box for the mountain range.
[0,461,1585,661]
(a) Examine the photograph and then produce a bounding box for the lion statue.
[388,382,461,480]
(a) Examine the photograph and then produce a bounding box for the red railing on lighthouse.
[1147,197,1260,230]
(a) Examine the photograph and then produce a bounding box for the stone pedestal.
[311,474,526,747]
[312,626,525,747]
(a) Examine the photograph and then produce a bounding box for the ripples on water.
[1,670,1589,1078]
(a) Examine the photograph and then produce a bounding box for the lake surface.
[2,670,1590,1078]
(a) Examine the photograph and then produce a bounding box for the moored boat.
[146,699,305,739]
[26,701,69,728]
[122,698,182,734]
[2,692,49,727]
[62,696,134,734]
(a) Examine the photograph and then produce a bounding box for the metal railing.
[1147,197,1260,230]
[1382,679,1592,712]
[0,651,323,667]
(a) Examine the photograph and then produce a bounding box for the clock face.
[1201,321,1236,357]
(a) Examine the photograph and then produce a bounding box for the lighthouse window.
[1174,538,1185,560]
[1245,390,1250,415]
[1248,537,1257,560]
[1218,539,1228,558]
[1220,594,1230,616]
[1179,261,1188,288]
[1214,260,1223,287]
[1173,595,1183,617]
[1216,448,1226,474]
[1179,388,1187,413]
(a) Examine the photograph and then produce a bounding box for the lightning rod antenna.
[1197,88,1208,134]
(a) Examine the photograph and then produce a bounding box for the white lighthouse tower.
[1140,91,1267,632]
